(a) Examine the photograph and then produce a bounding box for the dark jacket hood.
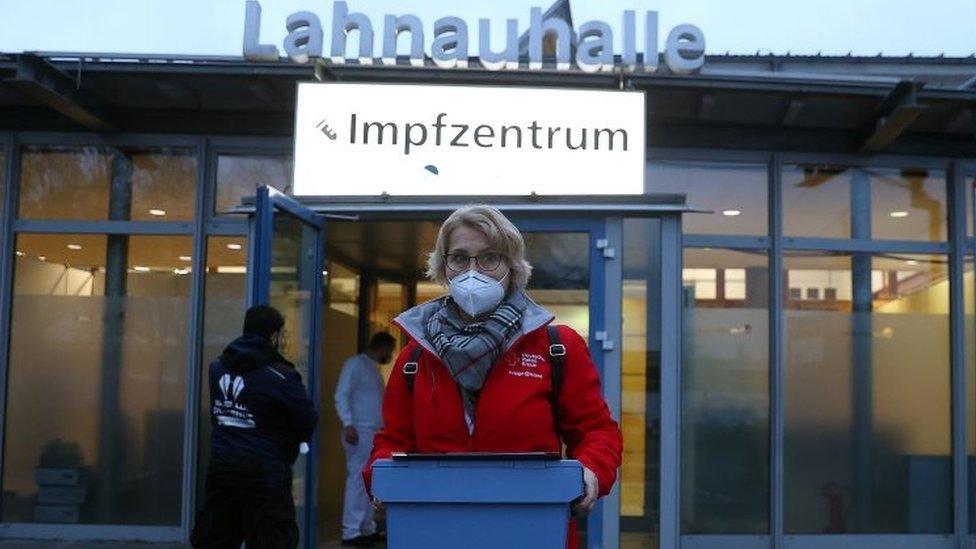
[219,333,294,374]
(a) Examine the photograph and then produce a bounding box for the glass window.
[196,236,248,508]
[681,248,769,534]
[646,160,767,236]
[966,172,974,238]
[18,147,196,221]
[966,259,975,534]
[619,218,660,544]
[783,165,852,239]
[870,168,946,241]
[784,253,951,534]
[784,165,947,241]
[4,234,191,525]
[215,155,292,216]
[524,232,590,337]
[0,151,6,222]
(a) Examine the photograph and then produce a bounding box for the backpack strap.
[547,324,566,432]
[403,344,424,393]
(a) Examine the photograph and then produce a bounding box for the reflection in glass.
[19,147,196,221]
[318,261,360,543]
[646,160,767,235]
[870,168,945,241]
[269,212,319,547]
[784,165,946,241]
[524,232,590,337]
[681,248,769,534]
[619,218,659,546]
[196,236,248,508]
[784,253,951,533]
[783,165,852,238]
[966,260,975,533]
[4,234,191,525]
[215,155,293,215]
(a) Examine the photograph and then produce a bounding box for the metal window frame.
[948,160,971,547]
[0,133,18,529]
[0,133,205,540]
[247,186,326,549]
[659,211,684,548]
[671,150,965,549]
[0,130,971,548]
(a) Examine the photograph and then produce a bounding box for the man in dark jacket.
[192,305,318,549]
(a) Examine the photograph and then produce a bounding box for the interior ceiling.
[327,221,439,280]
[326,221,592,289]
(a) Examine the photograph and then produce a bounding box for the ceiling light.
[722,209,742,217]
[15,251,24,257]
[133,266,150,272]
[227,243,243,251]
[149,209,167,217]
[906,260,918,266]
[173,268,190,275]
[38,256,46,261]
[179,255,192,262]
[889,211,909,218]
[66,244,82,251]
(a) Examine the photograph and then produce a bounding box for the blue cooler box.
[372,454,584,549]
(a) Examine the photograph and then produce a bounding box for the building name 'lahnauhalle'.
[243,0,706,74]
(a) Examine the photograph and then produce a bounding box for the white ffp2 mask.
[449,269,508,318]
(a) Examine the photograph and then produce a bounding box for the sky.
[0,0,973,59]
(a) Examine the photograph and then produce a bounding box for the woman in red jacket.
[364,204,623,541]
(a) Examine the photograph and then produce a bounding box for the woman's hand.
[571,467,599,517]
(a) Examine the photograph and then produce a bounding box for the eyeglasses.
[445,252,504,273]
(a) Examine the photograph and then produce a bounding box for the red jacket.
[364,322,623,506]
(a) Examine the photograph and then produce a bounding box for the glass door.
[248,186,325,549]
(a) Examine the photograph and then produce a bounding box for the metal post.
[96,150,133,521]
[850,168,874,532]
[659,212,683,549]
[948,161,969,548]
[0,135,20,513]
[769,153,785,548]
[180,138,209,541]
[601,216,623,547]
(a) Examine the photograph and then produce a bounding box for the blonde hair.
[426,205,532,289]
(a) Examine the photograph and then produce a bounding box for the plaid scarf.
[424,291,527,423]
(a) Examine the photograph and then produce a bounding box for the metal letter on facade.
[382,14,425,67]
[478,18,519,71]
[664,24,706,75]
[284,11,323,64]
[431,17,469,69]
[243,0,280,61]
[576,21,614,73]
[330,1,374,65]
[528,7,572,70]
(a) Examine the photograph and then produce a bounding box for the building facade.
[0,49,974,549]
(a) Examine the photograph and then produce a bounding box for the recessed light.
[15,251,24,257]
[66,244,82,250]
[722,209,742,217]
[227,243,243,251]
[38,256,47,261]
[149,209,167,217]
[890,211,909,218]
[179,255,192,262]
[133,266,150,272]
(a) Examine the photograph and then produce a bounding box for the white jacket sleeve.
[334,356,357,427]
